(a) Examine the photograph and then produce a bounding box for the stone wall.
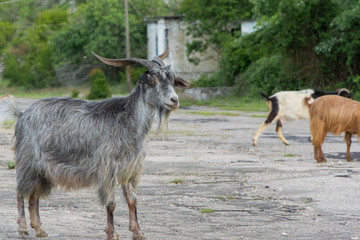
[177,87,235,101]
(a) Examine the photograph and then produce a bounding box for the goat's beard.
[156,106,171,135]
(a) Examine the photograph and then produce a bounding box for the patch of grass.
[1,83,267,113]
[302,198,313,204]
[184,111,240,116]
[226,196,237,200]
[180,95,268,112]
[0,85,88,99]
[251,114,268,118]
[253,196,264,200]
[161,130,196,136]
[0,83,127,99]
[1,120,16,129]
[169,178,185,184]
[216,195,238,200]
[7,161,15,169]
[283,153,299,157]
[199,208,216,213]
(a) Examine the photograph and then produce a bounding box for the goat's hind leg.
[345,132,353,162]
[123,183,146,240]
[276,119,289,145]
[105,202,120,240]
[99,182,120,240]
[28,191,47,238]
[17,193,29,236]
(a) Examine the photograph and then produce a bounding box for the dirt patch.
[1,99,360,239]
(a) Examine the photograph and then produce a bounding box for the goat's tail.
[259,91,272,101]
[0,93,22,127]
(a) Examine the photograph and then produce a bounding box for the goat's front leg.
[28,192,47,237]
[345,132,353,162]
[123,184,146,240]
[276,119,289,145]
[105,202,120,240]
[17,193,29,237]
[314,145,326,163]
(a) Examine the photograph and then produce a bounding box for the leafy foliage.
[190,74,220,87]
[0,21,16,51]
[179,0,253,63]
[1,0,168,89]
[315,2,360,91]
[219,0,360,95]
[1,0,360,95]
[235,54,303,95]
[1,3,69,88]
[87,68,111,100]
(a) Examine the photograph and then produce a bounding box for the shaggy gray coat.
[14,85,166,205]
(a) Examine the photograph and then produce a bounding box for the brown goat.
[309,95,360,163]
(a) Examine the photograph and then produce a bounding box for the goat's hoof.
[107,232,120,240]
[252,141,257,146]
[36,230,48,238]
[316,159,326,163]
[18,229,29,236]
[133,235,146,240]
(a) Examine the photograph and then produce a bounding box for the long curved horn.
[151,46,169,67]
[91,51,155,70]
[159,46,169,60]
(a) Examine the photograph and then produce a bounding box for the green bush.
[71,90,80,98]
[3,55,36,88]
[87,68,112,100]
[219,33,269,86]
[0,21,15,51]
[118,67,147,85]
[191,74,220,87]
[235,54,305,96]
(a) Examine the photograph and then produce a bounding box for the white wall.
[241,20,257,35]
[147,22,157,60]
[147,17,219,81]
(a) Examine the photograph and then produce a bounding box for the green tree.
[315,1,360,91]
[51,0,168,83]
[1,0,169,89]
[0,21,15,51]
[179,0,253,64]
[223,0,360,94]
[2,5,69,88]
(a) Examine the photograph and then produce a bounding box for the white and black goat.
[252,88,352,146]
[309,95,360,163]
[3,49,190,240]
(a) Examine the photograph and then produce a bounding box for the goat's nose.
[170,96,178,104]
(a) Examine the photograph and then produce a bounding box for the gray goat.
[5,49,190,240]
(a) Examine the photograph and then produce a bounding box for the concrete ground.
[1,98,360,240]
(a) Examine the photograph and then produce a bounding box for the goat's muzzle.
[165,96,179,110]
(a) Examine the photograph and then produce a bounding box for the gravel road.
[1,98,360,240]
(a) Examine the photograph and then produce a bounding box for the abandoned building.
[146,15,256,81]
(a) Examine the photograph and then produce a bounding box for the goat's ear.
[174,77,191,89]
[147,74,159,85]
